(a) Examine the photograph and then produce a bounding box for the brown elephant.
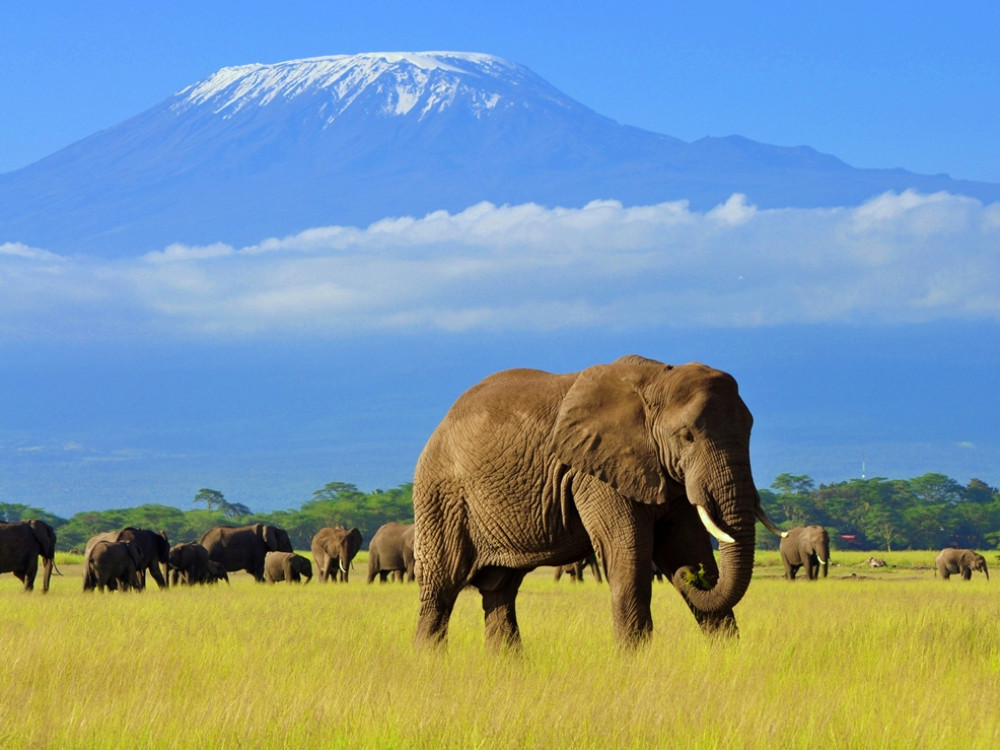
[779,525,830,580]
[168,542,213,585]
[935,548,989,580]
[83,540,144,592]
[0,519,57,592]
[554,553,603,583]
[367,522,416,583]
[199,524,292,581]
[83,527,170,589]
[264,551,313,583]
[311,526,363,582]
[413,355,784,651]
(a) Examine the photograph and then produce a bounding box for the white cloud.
[1,190,998,339]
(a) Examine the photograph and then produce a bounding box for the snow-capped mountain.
[2,51,998,257]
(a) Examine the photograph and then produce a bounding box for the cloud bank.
[2,190,998,340]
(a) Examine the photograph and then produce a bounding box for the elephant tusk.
[697,505,735,544]
[755,506,788,537]
[339,559,347,574]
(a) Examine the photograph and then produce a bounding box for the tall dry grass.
[2,552,998,748]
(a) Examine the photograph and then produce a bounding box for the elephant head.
[339,528,363,574]
[965,550,989,580]
[253,523,279,551]
[27,520,57,593]
[553,357,783,620]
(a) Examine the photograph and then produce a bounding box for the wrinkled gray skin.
[414,356,782,651]
[554,553,603,583]
[199,524,293,581]
[83,540,144,592]
[935,548,989,581]
[0,520,57,592]
[779,525,830,580]
[311,526,363,582]
[84,528,170,589]
[264,551,313,583]
[367,522,416,583]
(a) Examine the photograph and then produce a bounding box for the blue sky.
[2,2,998,181]
[2,2,999,517]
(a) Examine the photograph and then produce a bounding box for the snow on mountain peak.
[173,52,536,121]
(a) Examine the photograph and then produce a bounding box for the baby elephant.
[935,548,989,581]
[264,551,313,583]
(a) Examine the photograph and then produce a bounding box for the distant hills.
[2,51,999,258]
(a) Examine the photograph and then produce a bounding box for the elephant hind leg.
[473,567,526,653]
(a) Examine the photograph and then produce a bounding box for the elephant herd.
[0,518,420,593]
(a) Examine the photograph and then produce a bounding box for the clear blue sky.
[2,1,998,181]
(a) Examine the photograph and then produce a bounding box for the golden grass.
[2,555,999,749]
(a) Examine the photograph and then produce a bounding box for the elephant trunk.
[674,452,757,619]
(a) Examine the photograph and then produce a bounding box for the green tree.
[194,489,227,512]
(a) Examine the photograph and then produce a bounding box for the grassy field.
[2,550,999,748]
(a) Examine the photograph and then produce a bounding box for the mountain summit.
[2,51,998,257]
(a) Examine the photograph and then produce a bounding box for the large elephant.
[199,524,293,581]
[84,527,170,589]
[935,548,989,580]
[367,522,416,583]
[0,519,57,592]
[168,542,211,585]
[413,356,784,651]
[311,526,363,582]
[83,540,144,592]
[554,553,603,583]
[264,551,313,583]
[779,525,830,580]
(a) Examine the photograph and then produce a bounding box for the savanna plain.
[2,551,999,749]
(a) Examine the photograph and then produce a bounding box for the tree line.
[759,473,1000,551]
[0,482,414,553]
[3,473,998,553]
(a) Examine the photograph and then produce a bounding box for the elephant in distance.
[199,524,293,581]
[0,519,57,592]
[168,542,229,585]
[83,540,144,592]
[554,553,603,583]
[264,551,313,583]
[779,525,830,580]
[935,548,989,580]
[367,522,416,583]
[84,527,170,589]
[413,356,785,651]
[311,526,363,582]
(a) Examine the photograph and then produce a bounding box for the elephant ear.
[28,520,56,559]
[551,359,668,506]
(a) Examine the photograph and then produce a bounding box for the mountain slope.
[2,51,998,257]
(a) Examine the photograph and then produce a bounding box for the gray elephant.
[84,527,170,589]
[0,519,57,592]
[199,524,293,581]
[367,522,416,583]
[554,553,603,583]
[264,551,313,583]
[83,540,144,592]
[779,525,830,580]
[935,548,989,580]
[413,356,785,651]
[168,542,212,585]
[311,526,363,582]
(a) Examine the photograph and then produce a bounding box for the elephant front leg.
[654,508,738,637]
